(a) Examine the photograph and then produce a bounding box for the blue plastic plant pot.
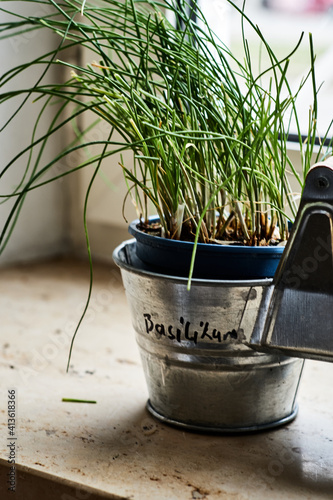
[128,218,285,280]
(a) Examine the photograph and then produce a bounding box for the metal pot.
[113,240,304,433]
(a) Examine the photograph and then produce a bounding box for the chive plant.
[0,0,332,250]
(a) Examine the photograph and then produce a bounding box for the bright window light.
[208,0,333,138]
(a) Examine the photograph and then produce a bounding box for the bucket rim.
[113,240,273,287]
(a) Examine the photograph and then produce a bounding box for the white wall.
[0,4,69,266]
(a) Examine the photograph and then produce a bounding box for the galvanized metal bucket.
[113,240,304,433]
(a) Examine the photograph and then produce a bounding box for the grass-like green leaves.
[0,0,332,250]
